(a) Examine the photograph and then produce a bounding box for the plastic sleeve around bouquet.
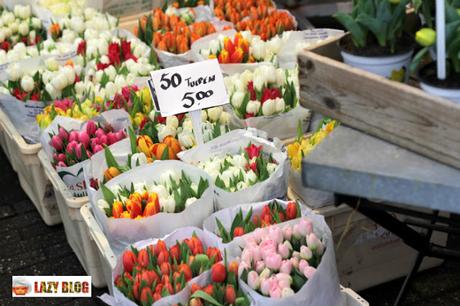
[236,215,344,306]
[202,199,311,254]
[178,129,289,210]
[40,109,131,197]
[90,160,215,255]
[107,227,222,306]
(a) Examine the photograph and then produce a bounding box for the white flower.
[185,197,197,208]
[84,8,97,20]
[20,75,34,92]
[209,39,220,55]
[276,68,286,86]
[114,75,127,89]
[70,16,85,33]
[237,181,249,191]
[149,184,170,199]
[160,170,180,186]
[2,12,14,25]
[267,163,278,174]
[251,40,266,60]
[261,65,276,84]
[14,5,31,20]
[240,70,253,86]
[253,71,266,91]
[51,74,68,91]
[220,112,231,125]
[62,66,76,85]
[207,106,222,123]
[7,63,22,81]
[245,170,258,184]
[182,119,193,131]
[275,98,286,113]
[158,125,177,142]
[0,29,5,43]
[130,153,148,169]
[201,110,208,121]
[75,81,86,95]
[178,131,195,149]
[262,99,276,116]
[97,199,109,210]
[18,22,29,36]
[233,79,246,93]
[160,196,176,213]
[246,100,261,115]
[105,66,117,81]
[232,154,247,168]
[105,81,117,98]
[45,83,59,99]
[267,36,282,54]
[166,116,179,129]
[28,30,36,44]
[31,17,42,29]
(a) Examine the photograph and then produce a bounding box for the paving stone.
[0,205,16,218]
[12,200,39,214]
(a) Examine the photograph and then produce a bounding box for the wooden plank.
[297,39,460,169]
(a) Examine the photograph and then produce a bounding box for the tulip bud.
[281,287,295,298]
[300,245,312,260]
[95,128,105,139]
[416,28,436,47]
[99,134,108,145]
[247,271,260,290]
[50,135,63,151]
[298,259,309,272]
[104,167,120,181]
[106,132,118,145]
[86,120,97,136]
[93,144,103,153]
[69,131,79,143]
[58,127,69,141]
[75,143,83,159]
[78,131,90,148]
[307,233,324,255]
[303,266,317,279]
[20,75,34,93]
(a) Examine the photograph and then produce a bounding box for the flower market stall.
[2,0,460,306]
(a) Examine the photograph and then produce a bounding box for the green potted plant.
[334,0,414,82]
[411,1,460,102]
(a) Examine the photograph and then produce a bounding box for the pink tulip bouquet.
[49,119,127,168]
[238,217,325,299]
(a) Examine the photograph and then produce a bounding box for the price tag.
[149,59,228,117]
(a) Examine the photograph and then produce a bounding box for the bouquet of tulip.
[225,66,298,119]
[2,58,82,101]
[36,97,101,129]
[179,130,288,210]
[236,10,297,41]
[287,119,337,172]
[48,7,117,43]
[38,0,87,17]
[214,200,302,243]
[0,5,46,52]
[239,217,325,298]
[48,119,127,168]
[197,142,279,193]
[186,260,251,306]
[198,31,282,64]
[141,106,231,151]
[114,231,222,305]
[214,0,275,24]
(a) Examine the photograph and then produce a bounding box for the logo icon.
[12,277,32,296]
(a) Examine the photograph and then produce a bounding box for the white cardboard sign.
[149,59,228,117]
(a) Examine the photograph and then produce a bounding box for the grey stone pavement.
[0,146,459,305]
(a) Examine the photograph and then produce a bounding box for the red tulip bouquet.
[113,228,222,305]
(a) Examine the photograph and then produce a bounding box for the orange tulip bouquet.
[213,0,275,24]
[136,7,230,66]
[91,162,214,253]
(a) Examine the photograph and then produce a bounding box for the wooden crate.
[297,37,460,170]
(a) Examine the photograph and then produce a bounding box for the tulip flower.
[69,130,79,143]
[122,250,137,273]
[416,28,436,47]
[298,259,309,272]
[279,260,292,275]
[112,200,124,218]
[225,285,236,304]
[300,245,312,260]
[218,49,230,64]
[211,262,227,283]
[50,135,63,151]
[265,253,282,271]
[303,266,317,279]
[307,233,324,255]
[281,287,295,298]
[255,260,265,273]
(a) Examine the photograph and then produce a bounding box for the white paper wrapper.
[288,170,335,209]
[101,227,222,306]
[178,129,288,210]
[226,105,311,141]
[203,199,310,256]
[40,109,131,197]
[236,215,344,306]
[0,93,45,143]
[277,29,345,69]
[90,161,215,254]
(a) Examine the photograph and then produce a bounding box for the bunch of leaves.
[334,0,410,52]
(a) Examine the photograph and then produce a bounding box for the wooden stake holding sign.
[148,59,229,146]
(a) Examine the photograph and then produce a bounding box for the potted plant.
[411,1,460,103]
[334,0,414,82]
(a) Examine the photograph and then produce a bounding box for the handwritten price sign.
[149,59,228,117]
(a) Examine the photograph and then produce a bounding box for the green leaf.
[334,12,367,48]
[100,72,110,87]
[190,291,223,306]
[196,177,209,198]
[409,47,429,74]
[243,207,253,225]
[104,146,121,169]
[229,209,243,238]
[101,184,116,204]
[215,218,231,243]
[128,127,137,154]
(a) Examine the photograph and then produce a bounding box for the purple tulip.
[86,120,97,136]
[50,135,63,151]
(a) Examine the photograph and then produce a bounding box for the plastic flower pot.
[339,35,414,82]
[418,62,460,104]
